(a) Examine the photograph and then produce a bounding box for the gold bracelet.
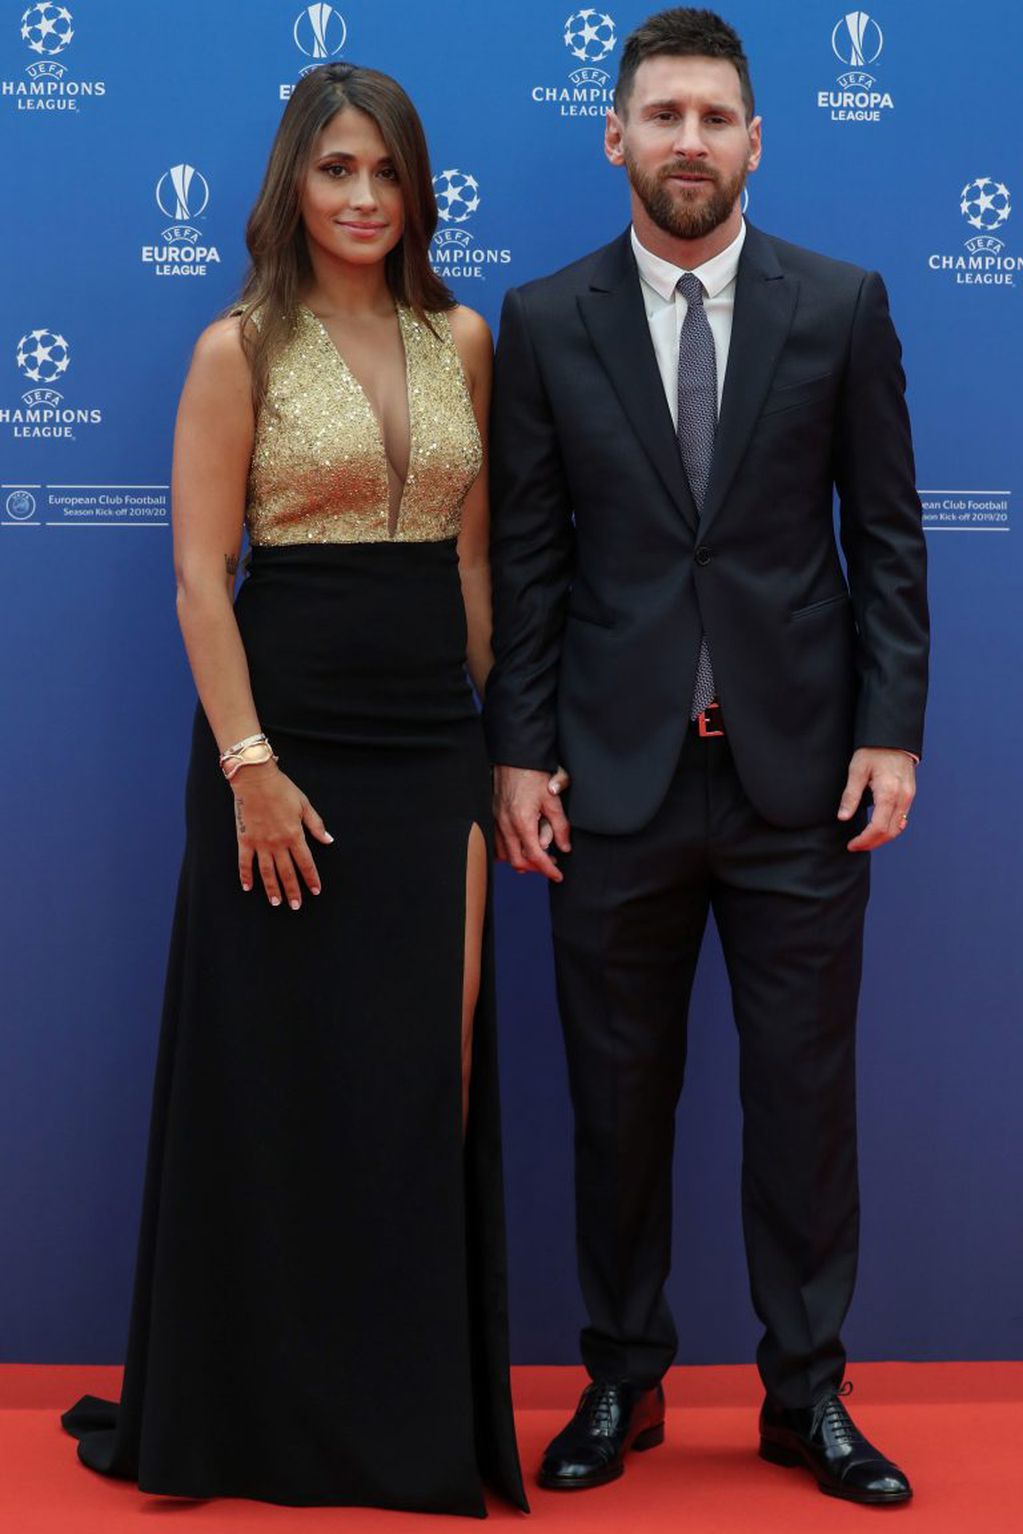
[219,731,269,764]
[220,740,279,781]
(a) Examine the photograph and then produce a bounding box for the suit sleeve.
[484,285,575,772]
[834,271,929,758]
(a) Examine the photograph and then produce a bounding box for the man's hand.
[838,748,917,852]
[493,764,572,881]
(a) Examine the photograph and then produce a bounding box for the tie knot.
[677,272,705,306]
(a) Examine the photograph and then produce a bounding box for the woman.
[62,62,535,1516]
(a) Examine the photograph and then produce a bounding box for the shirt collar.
[631,218,747,303]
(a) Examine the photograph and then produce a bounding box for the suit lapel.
[578,231,699,533]
[700,225,798,536]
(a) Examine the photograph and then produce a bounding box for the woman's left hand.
[539,765,571,852]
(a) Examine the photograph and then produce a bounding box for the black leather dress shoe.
[759,1381,912,1504]
[538,1379,666,1490]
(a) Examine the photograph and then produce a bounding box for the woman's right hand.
[230,761,333,908]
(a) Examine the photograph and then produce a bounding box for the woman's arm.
[172,317,331,908]
[448,305,495,700]
[172,316,260,747]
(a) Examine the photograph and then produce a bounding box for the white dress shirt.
[630,219,746,421]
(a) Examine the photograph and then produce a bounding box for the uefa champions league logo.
[818,10,892,122]
[20,2,72,55]
[142,165,220,278]
[831,11,883,68]
[16,328,70,385]
[563,10,616,63]
[433,170,481,226]
[960,178,1011,234]
[928,176,1017,287]
[2,324,101,439]
[5,0,104,109]
[294,4,346,60]
[429,168,511,283]
[531,10,617,118]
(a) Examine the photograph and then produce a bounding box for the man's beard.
[625,151,746,241]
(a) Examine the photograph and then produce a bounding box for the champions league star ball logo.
[429,168,510,282]
[960,177,1011,233]
[156,163,209,223]
[20,2,73,57]
[831,10,883,68]
[4,326,102,438]
[433,169,481,226]
[532,9,618,118]
[16,328,70,384]
[293,3,346,59]
[563,9,616,63]
[928,176,1017,287]
[6,1,104,111]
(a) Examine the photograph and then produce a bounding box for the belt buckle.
[697,701,724,738]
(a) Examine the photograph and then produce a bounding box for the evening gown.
[62,303,528,1516]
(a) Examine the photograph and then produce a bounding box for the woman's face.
[300,105,405,267]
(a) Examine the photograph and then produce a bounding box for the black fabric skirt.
[62,541,527,1516]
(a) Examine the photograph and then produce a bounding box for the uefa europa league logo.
[831,11,884,68]
[155,164,209,225]
[294,4,347,60]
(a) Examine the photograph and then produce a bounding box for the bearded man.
[486,6,928,1507]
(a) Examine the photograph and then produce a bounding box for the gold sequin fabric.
[246,304,482,545]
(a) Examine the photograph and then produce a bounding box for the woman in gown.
[61,62,535,1516]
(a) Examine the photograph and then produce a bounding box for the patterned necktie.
[676,271,717,719]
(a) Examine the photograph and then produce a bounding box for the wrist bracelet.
[219,734,279,781]
[219,731,269,763]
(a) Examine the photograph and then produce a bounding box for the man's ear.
[605,108,626,165]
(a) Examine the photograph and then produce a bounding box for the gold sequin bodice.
[246,304,481,545]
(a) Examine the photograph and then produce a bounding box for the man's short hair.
[614,8,755,121]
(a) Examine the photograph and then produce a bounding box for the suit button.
[695,546,711,566]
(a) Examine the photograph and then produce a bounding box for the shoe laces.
[811,1380,864,1448]
[579,1381,619,1436]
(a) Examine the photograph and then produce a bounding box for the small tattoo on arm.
[235,798,246,834]
[225,553,240,578]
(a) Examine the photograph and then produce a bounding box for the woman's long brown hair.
[232,62,454,412]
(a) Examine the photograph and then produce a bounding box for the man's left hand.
[837,748,917,852]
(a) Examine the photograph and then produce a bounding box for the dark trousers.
[549,725,871,1409]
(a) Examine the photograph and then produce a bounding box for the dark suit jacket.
[484,223,929,834]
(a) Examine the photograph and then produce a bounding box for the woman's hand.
[231,761,333,908]
[493,764,571,870]
[538,765,571,852]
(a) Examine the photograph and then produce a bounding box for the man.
[486,7,928,1508]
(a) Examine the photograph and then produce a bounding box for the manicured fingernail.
[324,833,335,843]
[290,899,300,911]
[271,896,281,907]
[312,887,321,896]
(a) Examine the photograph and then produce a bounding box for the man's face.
[606,54,761,242]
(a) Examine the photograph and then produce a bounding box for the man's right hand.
[493,765,572,882]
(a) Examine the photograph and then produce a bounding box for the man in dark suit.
[486,7,928,1508]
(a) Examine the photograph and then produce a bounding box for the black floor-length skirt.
[62,541,528,1517]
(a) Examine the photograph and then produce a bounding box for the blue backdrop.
[1,0,1020,1366]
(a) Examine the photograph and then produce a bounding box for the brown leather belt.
[695,701,725,738]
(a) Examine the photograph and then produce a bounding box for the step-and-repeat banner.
[1,1,1020,1364]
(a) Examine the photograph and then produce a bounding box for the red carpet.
[2,1363,1019,1532]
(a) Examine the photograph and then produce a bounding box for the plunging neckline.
[299,301,414,533]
